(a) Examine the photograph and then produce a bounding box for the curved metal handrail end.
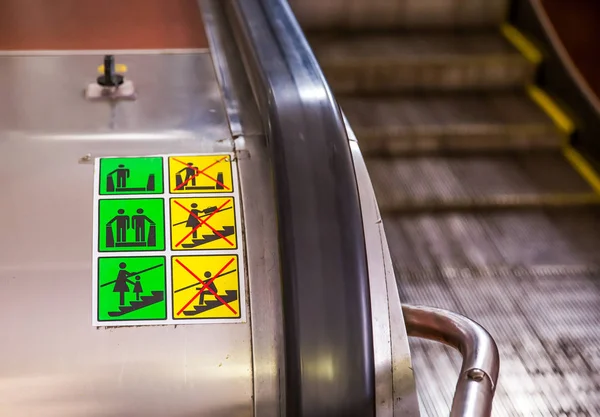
[402,304,500,417]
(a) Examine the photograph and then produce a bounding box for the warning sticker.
[168,155,233,194]
[170,197,237,250]
[98,198,165,252]
[97,256,167,322]
[172,255,241,320]
[92,153,245,327]
[99,157,163,195]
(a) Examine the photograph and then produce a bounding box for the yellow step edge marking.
[563,147,600,195]
[501,23,543,65]
[501,22,600,195]
[527,84,576,136]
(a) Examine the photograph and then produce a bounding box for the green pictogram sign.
[98,198,165,252]
[99,157,163,195]
[97,256,167,322]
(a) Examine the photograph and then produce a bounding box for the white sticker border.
[92,152,247,327]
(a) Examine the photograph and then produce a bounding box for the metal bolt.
[467,368,486,382]
[80,153,91,162]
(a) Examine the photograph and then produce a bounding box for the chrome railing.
[403,305,500,417]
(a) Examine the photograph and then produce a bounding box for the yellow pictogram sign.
[168,155,233,194]
[170,197,237,250]
[172,255,240,319]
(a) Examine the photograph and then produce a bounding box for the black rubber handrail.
[224,0,376,416]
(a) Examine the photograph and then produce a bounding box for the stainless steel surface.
[291,0,508,30]
[202,1,285,415]
[311,32,532,93]
[340,93,562,155]
[349,124,420,416]
[0,53,231,140]
[200,0,263,138]
[403,305,499,417]
[232,134,284,417]
[0,53,253,416]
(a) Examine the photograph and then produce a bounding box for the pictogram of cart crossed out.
[175,257,237,316]
[173,199,234,247]
[172,156,230,191]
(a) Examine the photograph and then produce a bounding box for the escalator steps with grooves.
[294,0,509,31]
[340,92,562,154]
[399,265,600,417]
[367,153,598,211]
[297,0,600,414]
[388,208,600,417]
[311,32,533,93]
[385,209,600,267]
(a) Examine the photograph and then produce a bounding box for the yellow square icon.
[170,197,237,250]
[168,155,233,194]
[172,255,240,319]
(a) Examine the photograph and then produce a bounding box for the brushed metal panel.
[0,52,253,417]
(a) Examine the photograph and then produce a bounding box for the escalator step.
[383,205,600,416]
[311,32,533,94]
[367,153,597,211]
[292,0,508,31]
[383,209,600,268]
[396,264,600,417]
[341,92,562,155]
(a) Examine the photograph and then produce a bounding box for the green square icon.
[98,198,165,252]
[97,256,167,322]
[99,157,163,195]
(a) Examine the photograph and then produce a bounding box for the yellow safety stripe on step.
[527,84,576,136]
[501,23,543,65]
[501,23,574,135]
[563,147,600,195]
[525,84,600,193]
[501,22,600,196]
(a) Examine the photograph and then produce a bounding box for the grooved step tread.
[341,92,562,155]
[383,208,600,269]
[367,153,595,211]
[311,32,533,93]
[398,264,600,417]
[292,0,509,31]
[385,211,600,416]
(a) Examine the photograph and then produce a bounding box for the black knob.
[97,55,124,87]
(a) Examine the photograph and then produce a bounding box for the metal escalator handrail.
[224,0,375,416]
[403,305,500,417]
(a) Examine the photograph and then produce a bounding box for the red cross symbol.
[173,199,234,247]
[175,257,237,316]
[172,156,230,191]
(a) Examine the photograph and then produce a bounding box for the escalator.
[294,1,600,416]
[3,0,597,415]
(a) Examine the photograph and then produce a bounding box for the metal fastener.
[467,368,486,382]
